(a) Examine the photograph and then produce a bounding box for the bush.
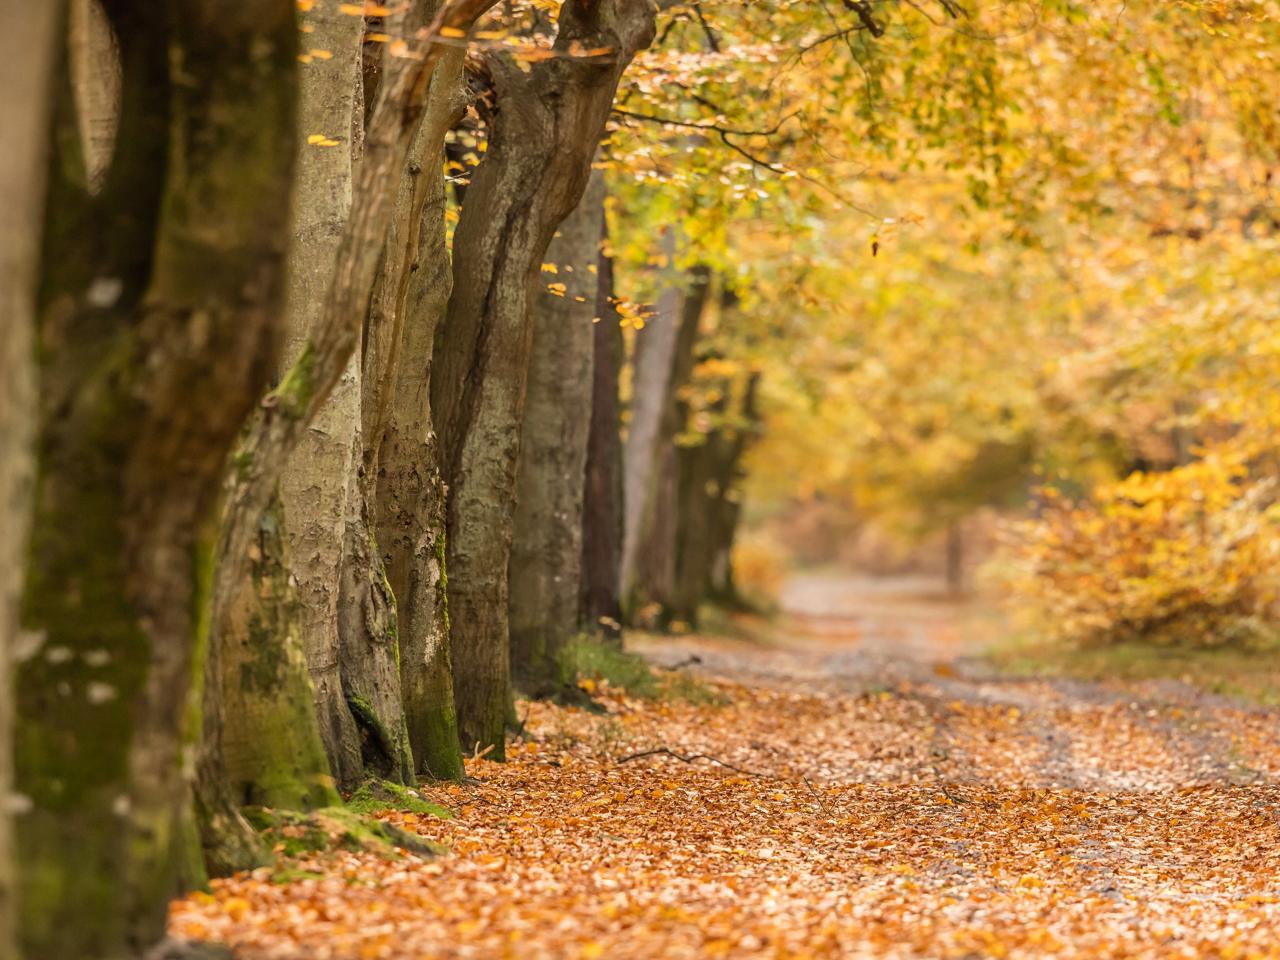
[999,451,1280,647]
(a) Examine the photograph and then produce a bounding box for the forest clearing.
[3,0,1280,958]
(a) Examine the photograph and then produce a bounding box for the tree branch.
[617,747,772,778]
[840,0,885,37]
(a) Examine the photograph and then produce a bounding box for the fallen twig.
[617,746,771,779]
[802,774,835,817]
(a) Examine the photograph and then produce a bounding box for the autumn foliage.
[1000,450,1280,647]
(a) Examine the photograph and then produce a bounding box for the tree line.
[0,1,764,957]
[6,0,1273,957]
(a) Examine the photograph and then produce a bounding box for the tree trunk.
[371,50,469,781]
[619,231,680,597]
[432,0,656,758]
[946,520,964,597]
[509,170,606,694]
[707,373,761,608]
[0,3,60,956]
[198,1,498,861]
[579,221,626,646]
[209,490,340,821]
[212,0,365,830]
[671,368,760,626]
[630,444,680,627]
[18,2,296,955]
[625,266,708,624]
[277,0,420,792]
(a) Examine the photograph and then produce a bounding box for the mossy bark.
[0,4,60,955]
[432,0,656,758]
[197,0,363,873]
[18,2,297,955]
[370,49,468,781]
[202,0,498,820]
[669,292,760,626]
[509,170,605,694]
[215,497,340,811]
[336,498,414,784]
[705,371,760,608]
[273,0,369,791]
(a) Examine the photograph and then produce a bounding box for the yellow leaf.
[223,897,251,921]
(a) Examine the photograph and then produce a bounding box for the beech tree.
[432,0,657,757]
[579,223,628,644]
[509,170,606,695]
[199,0,495,872]
[15,1,298,954]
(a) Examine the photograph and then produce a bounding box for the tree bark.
[198,0,498,862]
[579,220,627,646]
[212,0,365,829]
[626,266,708,624]
[274,0,409,789]
[432,0,657,758]
[619,231,680,597]
[0,3,60,956]
[18,2,296,955]
[371,51,469,782]
[671,367,760,626]
[509,170,606,694]
[707,372,760,607]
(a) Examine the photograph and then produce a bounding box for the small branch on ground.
[617,746,772,779]
[802,774,835,817]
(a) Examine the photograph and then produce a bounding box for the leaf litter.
[171,629,1280,959]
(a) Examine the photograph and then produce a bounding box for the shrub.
[999,450,1280,647]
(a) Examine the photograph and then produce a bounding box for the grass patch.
[695,605,780,647]
[271,867,325,885]
[561,635,726,705]
[243,804,444,862]
[987,633,1280,706]
[346,778,452,819]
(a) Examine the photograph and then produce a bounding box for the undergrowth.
[560,635,726,705]
[243,804,443,864]
[987,632,1280,706]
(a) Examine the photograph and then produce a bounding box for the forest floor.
[170,573,1280,959]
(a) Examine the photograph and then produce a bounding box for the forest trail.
[170,575,1280,959]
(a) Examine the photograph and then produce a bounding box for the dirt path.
[171,573,1280,959]
[634,572,1279,791]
